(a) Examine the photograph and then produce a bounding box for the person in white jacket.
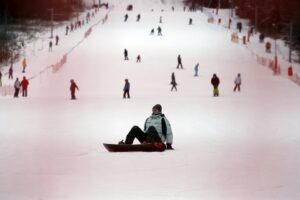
[119,104,174,149]
[14,78,21,98]
[233,73,242,92]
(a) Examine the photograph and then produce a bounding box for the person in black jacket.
[211,73,220,97]
[171,72,177,91]
[177,55,183,69]
[124,49,129,60]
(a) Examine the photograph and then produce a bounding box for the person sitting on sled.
[119,104,174,149]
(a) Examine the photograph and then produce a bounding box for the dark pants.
[71,90,76,99]
[22,88,27,97]
[9,73,13,79]
[14,88,20,97]
[171,84,177,91]
[125,126,162,144]
[177,63,183,69]
[234,84,241,92]
[123,90,130,98]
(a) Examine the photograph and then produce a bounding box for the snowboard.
[103,143,166,152]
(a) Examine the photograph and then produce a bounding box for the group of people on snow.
[13,76,29,98]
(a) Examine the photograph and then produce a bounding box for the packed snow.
[1,0,300,200]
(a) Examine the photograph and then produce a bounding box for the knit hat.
[152,104,162,112]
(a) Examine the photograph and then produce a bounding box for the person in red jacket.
[20,76,29,97]
[70,79,79,100]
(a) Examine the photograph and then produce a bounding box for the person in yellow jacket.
[22,58,27,73]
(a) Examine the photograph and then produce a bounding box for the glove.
[166,143,174,150]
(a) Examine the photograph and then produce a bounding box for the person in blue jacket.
[119,104,174,149]
[123,79,130,99]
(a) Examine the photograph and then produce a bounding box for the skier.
[70,79,79,100]
[118,104,174,150]
[228,18,232,29]
[14,78,21,98]
[159,16,162,23]
[265,42,271,53]
[55,35,59,46]
[20,76,29,97]
[136,55,141,63]
[176,55,183,69]
[172,6,175,11]
[259,33,265,43]
[171,72,177,91]
[194,63,199,76]
[123,79,130,99]
[124,14,128,22]
[22,58,27,73]
[150,28,155,35]
[124,48,129,60]
[8,65,13,79]
[211,74,220,97]
[157,26,162,36]
[237,22,242,33]
[70,23,74,32]
[189,18,192,25]
[49,41,53,52]
[233,73,241,92]
[136,14,141,22]
[65,25,69,35]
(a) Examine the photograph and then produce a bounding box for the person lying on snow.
[119,104,174,150]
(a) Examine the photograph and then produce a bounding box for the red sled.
[103,143,166,152]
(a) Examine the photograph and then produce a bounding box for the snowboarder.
[49,41,53,52]
[70,79,79,100]
[211,74,220,97]
[233,73,241,92]
[8,65,13,79]
[22,58,27,73]
[14,78,21,98]
[171,72,177,91]
[123,79,130,99]
[118,104,174,150]
[176,55,183,69]
[136,14,141,22]
[124,49,129,60]
[65,25,69,35]
[55,35,59,46]
[157,26,162,36]
[194,63,199,76]
[124,14,128,22]
[136,55,141,63]
[189,18,192,25]
[20,76,29,97]
[150,28,155,35]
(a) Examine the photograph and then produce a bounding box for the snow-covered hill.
[0,0,300,200]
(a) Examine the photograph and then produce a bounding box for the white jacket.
[144,113,173,144]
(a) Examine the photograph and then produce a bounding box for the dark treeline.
[184,0,300,60]
[0,0,85,23]
[0,0,85,65]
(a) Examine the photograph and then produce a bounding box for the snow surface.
[1,0,300,200]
